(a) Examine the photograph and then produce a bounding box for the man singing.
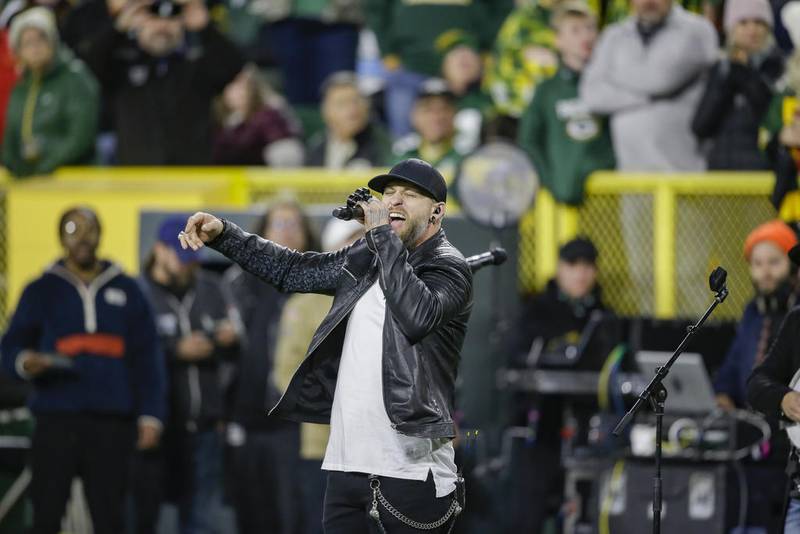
[179,158,472,533]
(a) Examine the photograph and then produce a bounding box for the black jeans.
[323,471,457,534]
[299,459,326,534]
[129,447,164,534]
[30,413,136,534]
[229,425,301,534]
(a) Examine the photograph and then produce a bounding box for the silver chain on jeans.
[368,474,464,533]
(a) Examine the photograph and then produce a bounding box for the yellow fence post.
[557,205,579,244]
[653,183,676,318]
[534,190,558,288]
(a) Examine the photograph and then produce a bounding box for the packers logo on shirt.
[556,98,600,142]
[566,119,600,142]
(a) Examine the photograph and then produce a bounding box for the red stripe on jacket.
[55,333,125,358]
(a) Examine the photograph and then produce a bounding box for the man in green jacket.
[517,1,615,206]
[2,7,98,178]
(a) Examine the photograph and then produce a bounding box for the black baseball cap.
[368,158,447,202]
[559,237,598,264]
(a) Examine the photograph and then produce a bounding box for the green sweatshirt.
[518,65,615,206]
[3,51,99,177]
[365,0,512,76]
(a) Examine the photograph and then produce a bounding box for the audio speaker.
[596,460,726,534]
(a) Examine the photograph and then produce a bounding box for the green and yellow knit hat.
[434,29,480,58]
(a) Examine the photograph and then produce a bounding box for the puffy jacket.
[2,50,98,177]
[691,50,783,171]
[209,220,473,439]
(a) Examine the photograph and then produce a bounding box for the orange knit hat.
[743,220,798,261]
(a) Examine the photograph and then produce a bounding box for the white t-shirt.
[322,282,457,497]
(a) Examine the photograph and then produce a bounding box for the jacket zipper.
[166,291,201,421]
[381,300,398,429]
[50,264,121,333]
[342,266,358,283]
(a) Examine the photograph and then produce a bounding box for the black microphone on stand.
[612,265,728,534]
[709,266,729,302]
[466,248,508,273]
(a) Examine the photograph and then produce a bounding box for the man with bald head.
[1,207,166,534]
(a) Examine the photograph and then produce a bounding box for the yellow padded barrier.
[0,168,782,324]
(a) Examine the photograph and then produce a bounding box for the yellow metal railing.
[521,172,776,320]
[1,168,779,325]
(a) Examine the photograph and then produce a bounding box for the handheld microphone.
[466,247,508,273]
[333,188,372,221]
[332,205,364,221]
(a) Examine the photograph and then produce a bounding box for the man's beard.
[70,245,98,271]
[73,256,98,270]
[636,5,669,30]
[167,268,194,292]
[399,217,429,249]
[751,277,794,299]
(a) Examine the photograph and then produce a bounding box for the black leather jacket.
[209,220,473,439]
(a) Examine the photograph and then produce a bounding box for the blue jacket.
[714,299,785,407]
[1,260,167,422]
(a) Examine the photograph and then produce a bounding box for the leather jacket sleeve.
[366,224,472,343]
[208,220,348,295]
[747,308,799,417]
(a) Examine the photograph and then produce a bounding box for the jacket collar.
[557,63,581,82]
[343,227,448,279]
[408,228,447,265]
[47,259,121,291]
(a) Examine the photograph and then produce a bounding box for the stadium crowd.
[0,0,796,200]
[3,0,800,532]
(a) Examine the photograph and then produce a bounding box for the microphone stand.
[612,282,728,534]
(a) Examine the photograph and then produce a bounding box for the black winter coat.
[84,24,244,164]
[142,271,239,426]
[223,265,290,430]
[692,49,783,170]
[748,306,800,420]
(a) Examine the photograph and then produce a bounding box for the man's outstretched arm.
[180,212,347,294]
